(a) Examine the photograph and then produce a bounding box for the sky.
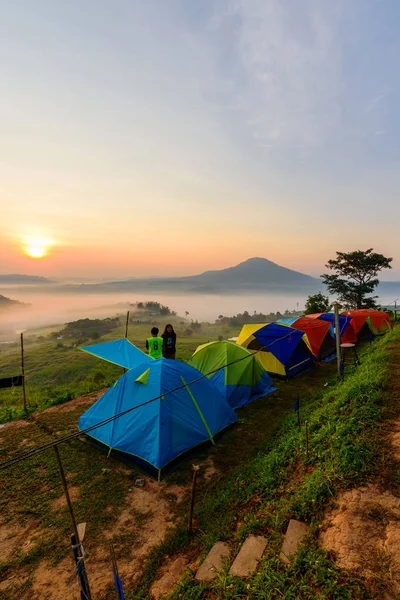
[1,0,400,279]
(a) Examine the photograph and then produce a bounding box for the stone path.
[280,519,309,564]
[229,535,267,577]
[153,520,309,597]
[195,542,230,582]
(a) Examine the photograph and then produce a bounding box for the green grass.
[0,319,397,599]
[125,329,400,600]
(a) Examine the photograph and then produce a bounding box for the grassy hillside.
[130,327,399,599]
[0,315,238,422]
[0,320,397,599]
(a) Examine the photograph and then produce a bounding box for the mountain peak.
[194,256,316,289]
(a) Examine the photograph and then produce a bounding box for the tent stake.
[20,333,27,411]
[53,446,92,599]
[188,465,200,534]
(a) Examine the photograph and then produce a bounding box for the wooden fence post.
[53,446,91,599]
[125,311,130,339]
[20,333,27,411]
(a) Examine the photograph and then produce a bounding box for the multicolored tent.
[236,323,314,378]
[278,317,335,361]
[305,313,357,344]
[341,309,391,339]
[78,359,237,477]
[80,338,152,369]
[189,340,276,409]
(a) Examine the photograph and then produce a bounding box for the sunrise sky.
[1,0,400,279]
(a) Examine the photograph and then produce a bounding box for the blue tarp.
[277,318,298,327]
[78,359,237,472]
[80,338,152,369]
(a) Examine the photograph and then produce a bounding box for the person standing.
[162,324,177,359]
[146,327,164,359]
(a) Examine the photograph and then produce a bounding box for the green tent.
[189,340,276,409]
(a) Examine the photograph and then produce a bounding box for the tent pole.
[180,376,215,444]
[333,302,341,379]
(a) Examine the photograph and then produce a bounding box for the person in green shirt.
[145,327,164,359]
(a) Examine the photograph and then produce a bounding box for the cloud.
[365,94,386,113]
[220,0,345,148]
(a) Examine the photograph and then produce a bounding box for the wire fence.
[0,333,296,471]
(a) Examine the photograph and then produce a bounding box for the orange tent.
[341,309,391,339]
[278,317,335,361]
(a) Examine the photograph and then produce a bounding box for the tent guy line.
[0,335,287,472]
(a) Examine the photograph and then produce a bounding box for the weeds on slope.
[128,330,398,600]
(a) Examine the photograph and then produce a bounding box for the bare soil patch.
[320,419,400,598]
[1,517,42,563]
[150,556,189,599]
[29,477,177,600]
[51,485,80,510]
[38,389,106,414]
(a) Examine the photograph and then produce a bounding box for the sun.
[23,237,52,259]
[26,245,46,258]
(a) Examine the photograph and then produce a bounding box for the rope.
[0,331,303,471]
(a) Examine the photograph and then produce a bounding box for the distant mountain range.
[68,257,322,293]
[0,294,28,308]
[0,274,53,284]
[2,258,399,296]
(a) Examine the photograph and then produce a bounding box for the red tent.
[341,309,391,339]
[278,317,335,361]
[305,313,357,344]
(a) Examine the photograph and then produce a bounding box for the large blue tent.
[80,338,152,369]
[78,359,237,476]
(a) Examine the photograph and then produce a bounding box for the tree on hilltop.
[322,249,392,309]
[304,293,331,315]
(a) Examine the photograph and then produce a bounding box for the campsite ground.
[0,336,338,599]
[1,316,400,599]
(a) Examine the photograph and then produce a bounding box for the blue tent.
[237,323,314,378]
[310,313,353,337]
[78,359,237,476]
[80,338,152,369]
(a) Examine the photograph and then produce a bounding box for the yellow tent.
[236,323,314,378]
